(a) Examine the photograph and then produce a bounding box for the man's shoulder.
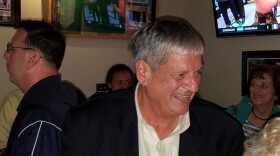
[190,97,226,115]
[22,80,86,115]
[0,90,23,107]
[5,90,24,99]
[191,97,225,110]
[17,105,63,122]
[67,89,135,120]
[10,105,63,141]
[190,98,241,126]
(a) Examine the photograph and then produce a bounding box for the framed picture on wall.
[241,50,280,96]
[0,0,21,26]
[42,0,157,39]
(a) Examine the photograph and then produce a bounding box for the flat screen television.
[212,0,280,37]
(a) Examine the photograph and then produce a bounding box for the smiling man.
[61,16,245,156]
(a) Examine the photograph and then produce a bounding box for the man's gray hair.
[128,16,205,70]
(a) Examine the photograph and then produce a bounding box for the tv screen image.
[212,0,280,37]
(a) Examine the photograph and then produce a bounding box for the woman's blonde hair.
[244,116,280,156]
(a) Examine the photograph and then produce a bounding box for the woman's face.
[250,73,276,107]
[108,70,133,91]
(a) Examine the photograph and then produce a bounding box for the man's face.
[3,29,29,86]
[139,53,203,118]
[109,70,133,91]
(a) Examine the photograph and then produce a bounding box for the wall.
[0,0,133,101]
[0,0,190,102]
[3,0,278,108]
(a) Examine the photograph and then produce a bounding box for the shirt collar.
[134,83,190,138]
[17,75,61,111]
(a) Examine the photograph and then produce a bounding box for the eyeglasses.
[6,42,35,53]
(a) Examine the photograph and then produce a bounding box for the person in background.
[113,0,126,18]
[96,0,109,26]
[3,20,86,156]
[61,15,245,156]
[0,89,23,156]
[226,64,280,139]
[89,63,135,99]
[243,116,280,156]
[234,0,245,24]
[217,0,242,27]
[88,0,101,23]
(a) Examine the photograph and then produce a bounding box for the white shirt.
[134,84,190,156]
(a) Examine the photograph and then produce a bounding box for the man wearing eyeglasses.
[2,20,86,156]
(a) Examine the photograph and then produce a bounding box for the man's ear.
[26,51,41,69]
[135,60,151,86]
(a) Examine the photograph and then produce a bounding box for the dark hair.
[247,64,280,102]
[15,20,66,69]
[106,64,134,83]
[272,65,280,102]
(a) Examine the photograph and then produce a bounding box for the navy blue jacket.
[61,88,245,156]
[5,75,86,156]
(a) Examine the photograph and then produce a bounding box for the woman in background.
[226,64,280,139]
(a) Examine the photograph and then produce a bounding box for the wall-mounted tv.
[212,0,280,37]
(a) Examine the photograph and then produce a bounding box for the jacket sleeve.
[15,120,62,156]
[229,127,245,156]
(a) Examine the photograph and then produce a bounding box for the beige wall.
[1,0,183,100]
[0,0,133,100]
[1,0,279,107]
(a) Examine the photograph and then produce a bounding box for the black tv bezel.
[211,0,280,37]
